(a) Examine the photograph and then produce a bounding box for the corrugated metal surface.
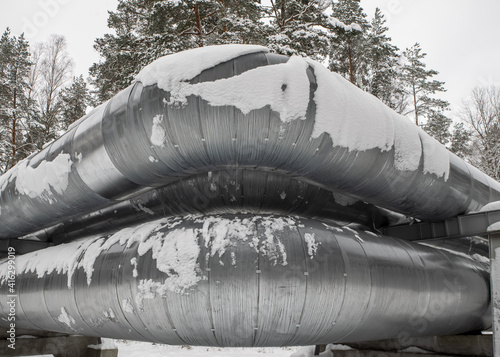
[0,47,496,347]
[0,51,499,238]
[0,216,491,346]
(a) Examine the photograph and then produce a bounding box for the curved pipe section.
[0,47,499,238]
[23,169,388,244]
[0,45,497,346]
[0,216,491,346]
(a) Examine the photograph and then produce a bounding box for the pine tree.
[401,43,450,127]
[90,0,267,103]
[329,0,370,86]
[265,0,334,60]
[423,111,452,145]
[365,8,403,111]
[450,121,471,159]
[59,75,90,129]
[0,28,35,172]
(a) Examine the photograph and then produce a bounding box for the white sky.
[1,0,499,116]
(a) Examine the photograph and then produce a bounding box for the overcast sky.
[1,0,499,116]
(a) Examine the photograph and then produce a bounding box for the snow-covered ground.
[112,340,348,356]
[17,338,351,357]
[25,339,438,356]
[114,341,299,356]
[26,341,344,356]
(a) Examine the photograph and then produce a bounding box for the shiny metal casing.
[0,216,491,346]
[0,47,496,346]
[0,51,499,237]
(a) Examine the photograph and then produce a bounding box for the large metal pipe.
[0,215,491,346]
[0,45,497,346]
[0,46,499,238]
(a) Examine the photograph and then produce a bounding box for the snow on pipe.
[0,216,491,346]
[0,45,497,345]
[0,45,499,238]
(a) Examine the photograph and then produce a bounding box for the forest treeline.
[1,0,499,178]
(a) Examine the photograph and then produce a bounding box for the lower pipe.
[0,215,491,346]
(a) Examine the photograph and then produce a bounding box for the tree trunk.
[194,3,203,47]
[281,0,286,27]
[12,86,17,166]
[348,44,355,84]
[412,82,418,126]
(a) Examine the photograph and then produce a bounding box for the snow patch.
[0,219,177,288]
[80,238,105,285]
[488,221,500,233]
[135,44,268,91]
[291,345,335,356]
[57,307,76,330]
[322,223,343,233]
[150,114,166,147]
[472,253,490,266]
[103,308,116,321]
[3,237,100,288]
[304,233,318,259]
[332,192,358,207]
[14,153,73,201]
[419,130,450,180]
[113,339,298,356]
[132,201,155,215]
[307,60,394,152]
[140,228,201,295]
[122,298,134,313]
[480,201,500,212]
[198,216,294,267]
[171,56,310,123]
[344,226,364,243]
[131,257,138,277]
[88,338,117,350]
[392,115,421,172]
[327,16,362,32]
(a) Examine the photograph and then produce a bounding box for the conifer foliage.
[329,0,369,86]
[265,0,334,60]
[90,0,267,103]
[59,75,91,129]
[0,29,35,172]
[0,30,90,172]
[400,43,450,127]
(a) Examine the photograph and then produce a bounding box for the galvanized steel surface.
[0,47,497,346]
[0,216,491,346]
[0,51,499,238]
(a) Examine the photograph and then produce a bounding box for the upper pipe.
[0,45,499,238]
